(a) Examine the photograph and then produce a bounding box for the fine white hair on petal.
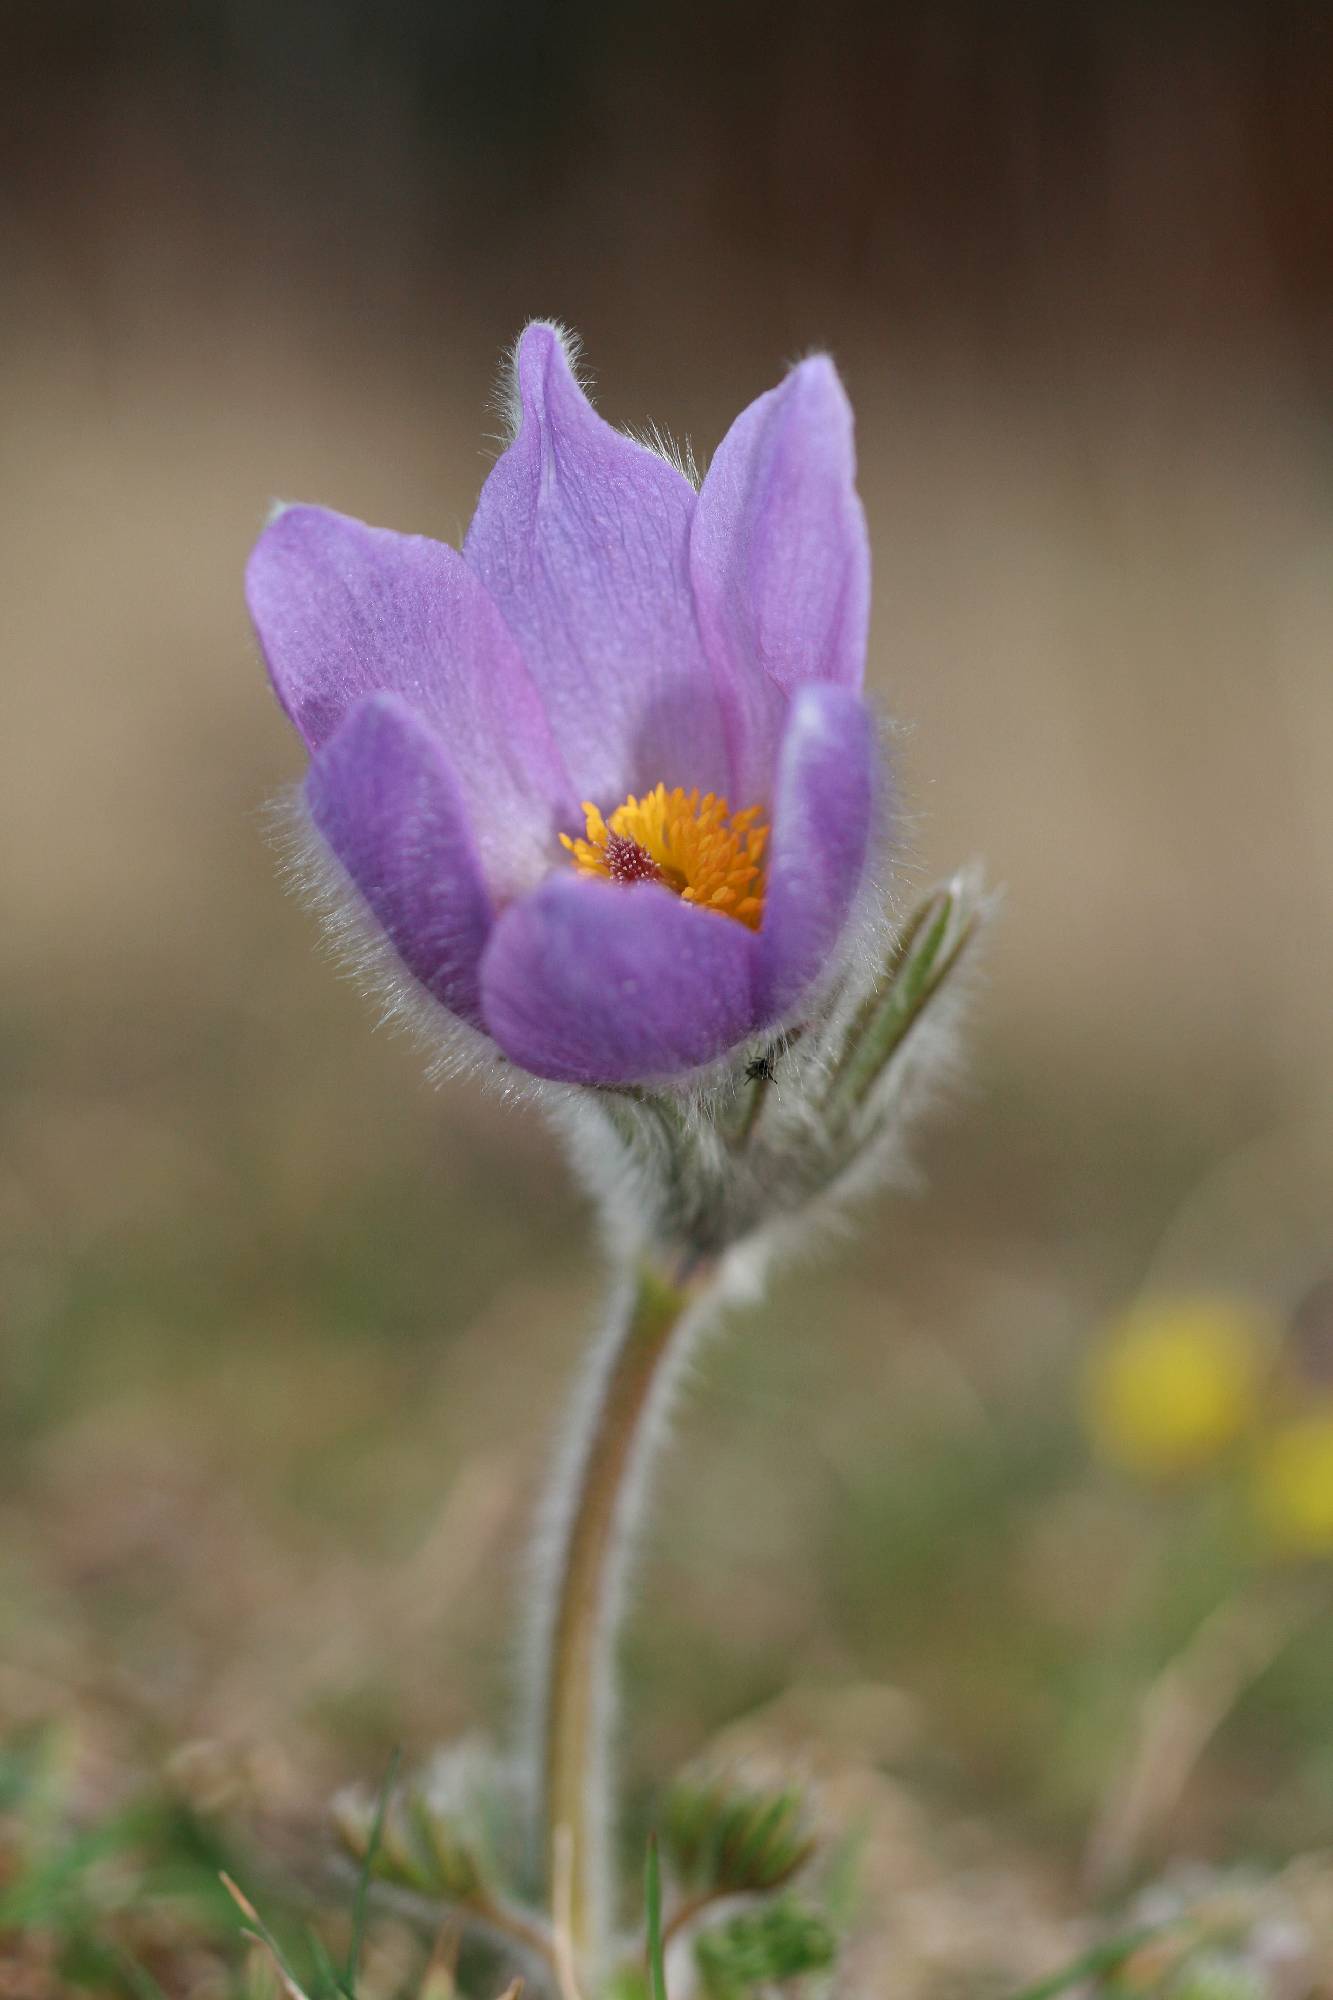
[263,497,298,527]
[629,420,701,489]
[756,697,910,1047]
[490,322,701,492]
[262,784,546,1105]
[490,317,590,451]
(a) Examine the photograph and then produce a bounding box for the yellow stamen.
[559,783,769,929]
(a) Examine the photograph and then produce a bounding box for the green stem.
[542,1253,709,1970]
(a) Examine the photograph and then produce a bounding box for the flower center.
[560,784,769,929]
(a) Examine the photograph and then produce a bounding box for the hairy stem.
[538,1251,713,1971]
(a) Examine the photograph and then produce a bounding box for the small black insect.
[744,1052,776,1085]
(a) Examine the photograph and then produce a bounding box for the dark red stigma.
[604,831,663,885]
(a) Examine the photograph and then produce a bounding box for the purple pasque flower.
[246,324,881,1088]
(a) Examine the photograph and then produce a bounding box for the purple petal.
[306,693,494,1028]
[248,506,574,896]
[464,323,730,804]
[480,875,756,1085]
[756,683,878,1023]
[690,356,870,801]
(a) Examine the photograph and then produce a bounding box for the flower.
[246,324,881,1087]
[1251,1406,1333,1556]
[1083,1295,1273,1479]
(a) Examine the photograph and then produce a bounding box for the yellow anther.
[560,782,769,929]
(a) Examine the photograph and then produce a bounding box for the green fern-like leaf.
[662,1773,814,1897]
[693,1898,836,2000]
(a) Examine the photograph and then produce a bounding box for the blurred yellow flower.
[1252,1409,1333,1555]
[1084,1295,1273,1479]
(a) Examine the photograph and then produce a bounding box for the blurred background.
[3,3,1332,1992]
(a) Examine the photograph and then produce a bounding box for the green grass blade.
[305,1925,344,1998]
[646,1834,669,2000]
[343,1745,401,1996]
[999,1925,1162,2000]
[219,1873,310,2000]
